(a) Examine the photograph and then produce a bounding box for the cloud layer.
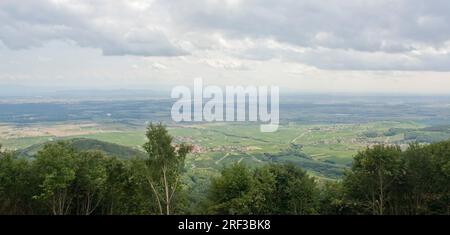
[1,0,450,71]
[0,0,186,56]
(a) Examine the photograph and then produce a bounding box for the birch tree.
[143,123,191,215]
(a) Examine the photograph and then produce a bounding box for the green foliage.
[318,182,349,215]
[343,145,404,215]
[33,142,79,215]
[18,138,146,159]
[205,163,318,215]
[99,157,156,215]
[362,130,379,138]
[402,142,450,214]
[206,163,254,214]
[0,148,39,214]
[0,139,180,215]
[143,123,192,215]
[268,164,318,214]
[2,134,450,215]
[341,143,450,215]
[383,128,398,137]
[72,151,108,215]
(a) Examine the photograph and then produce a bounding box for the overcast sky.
[1,0,450,94]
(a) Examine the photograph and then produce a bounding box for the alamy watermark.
[171,78,279,132]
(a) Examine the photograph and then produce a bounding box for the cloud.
[151,62,168,70]
[235,39,450,71]
[161,0,450,71]
[165,0,450,52]
[1,0,450,71]
[0,0,186,56]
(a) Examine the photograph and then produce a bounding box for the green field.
[2,120,441,179]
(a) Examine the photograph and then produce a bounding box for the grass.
[0,120,439,179]
[0,136,53,150]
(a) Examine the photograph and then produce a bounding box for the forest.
[0,123,449,215]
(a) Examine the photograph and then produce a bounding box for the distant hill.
[17,138,146,159]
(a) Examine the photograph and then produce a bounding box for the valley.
[2,95,450,179]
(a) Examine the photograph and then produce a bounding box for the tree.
[248,166,276,214]
[125,158,159,215]
[403,142,450,214]
[33,141,78,215]
[99,157,155,215]
[425,141,450,214]
[343,145,404,215]
[143,123,192,215]
[318,181,350,215]
[205,163,318,215]
[72,151,107,215]
[100,156,128,215]
[401,143,434,214]
[206,163,255,214]
[264,163,318,214]
[0,147,37,214]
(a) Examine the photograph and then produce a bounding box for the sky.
[1,0,450,94]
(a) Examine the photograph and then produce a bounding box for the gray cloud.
[162,0,450,70]
[0,0,186,56]
[238,42,450,71]
[1,0,450,71]
[165,0,450,52]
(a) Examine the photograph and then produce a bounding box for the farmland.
[1,94,450,179]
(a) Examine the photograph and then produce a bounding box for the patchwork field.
[2,95,450,179]
[0,120,443,179]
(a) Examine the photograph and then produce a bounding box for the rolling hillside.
[17,138,146,159]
